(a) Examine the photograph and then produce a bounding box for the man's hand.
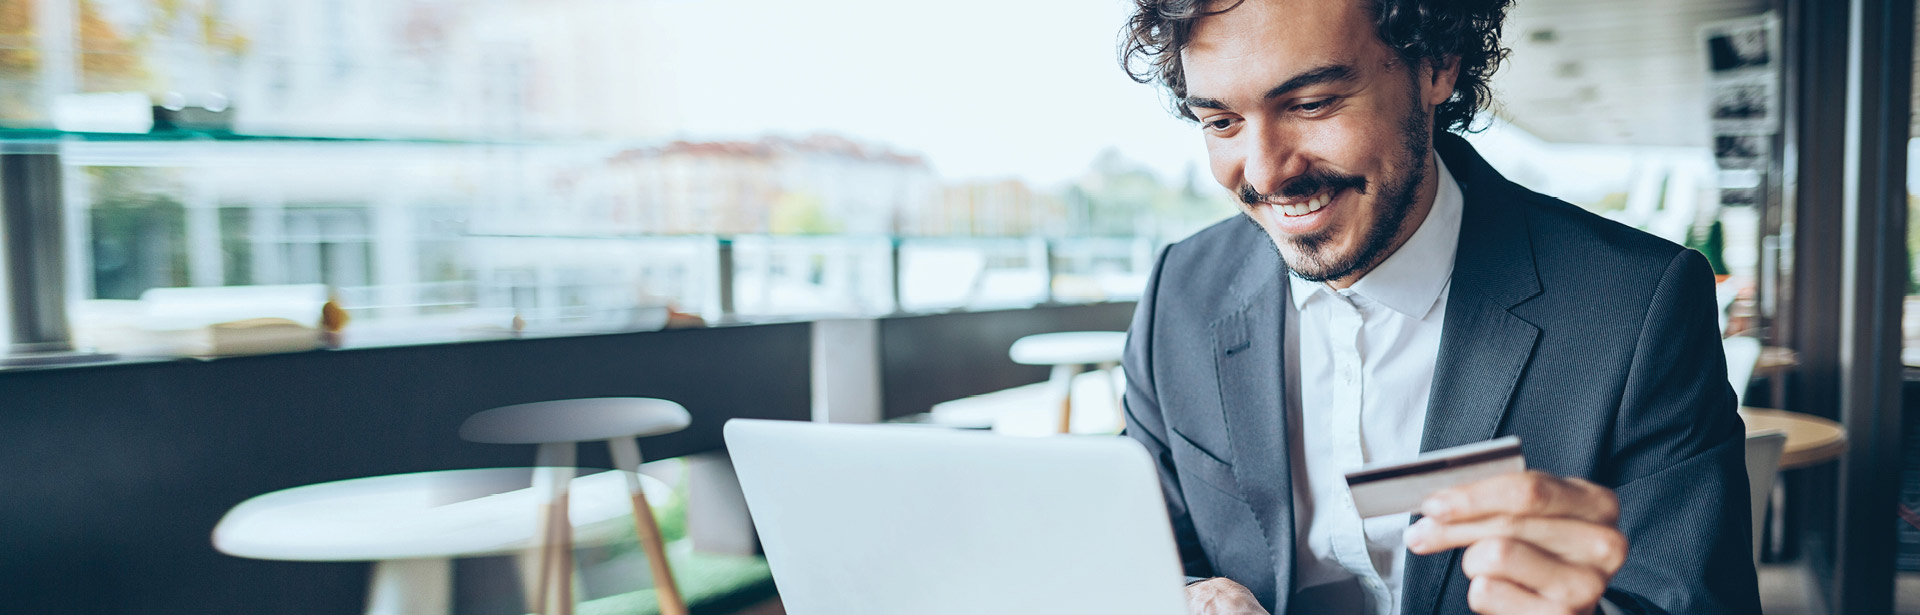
[1404,471,1626,615]
[1185,577,1270,615]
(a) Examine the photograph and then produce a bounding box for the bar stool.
[1009,331,1127,434]
[461,397,693,615]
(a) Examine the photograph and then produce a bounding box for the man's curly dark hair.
[1119,0,1515,133]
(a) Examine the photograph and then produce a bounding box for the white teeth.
[1275,192,1334,217]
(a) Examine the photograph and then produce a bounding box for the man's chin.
[1273,239,1361,283]
[1243,210,1364,281]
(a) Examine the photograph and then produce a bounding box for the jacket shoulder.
[1141,214,1276,334]
[1510,187,1691,286]
[1155,215,1268,292]
[1166,215,1262,265]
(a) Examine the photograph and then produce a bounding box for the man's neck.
[1323,148,1442,291]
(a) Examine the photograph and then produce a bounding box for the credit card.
[1344,436,1525,519]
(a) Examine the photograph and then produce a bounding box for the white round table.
[1009,331,1128,367]
[1007,331,1127,435]
[214,467,671,615]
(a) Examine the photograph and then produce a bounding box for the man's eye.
[1204,118,1236,132]
[1294,99,1334,114]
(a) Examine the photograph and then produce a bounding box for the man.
[1115,1,1760,614]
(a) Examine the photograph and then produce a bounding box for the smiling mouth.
[1263,190,1335,217]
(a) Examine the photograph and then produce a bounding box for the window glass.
[0,0,1231,356]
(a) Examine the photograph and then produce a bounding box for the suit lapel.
[1210,233,1295,612]
[1401,135,1544,615]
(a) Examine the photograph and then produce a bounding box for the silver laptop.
[724,419,1188,615]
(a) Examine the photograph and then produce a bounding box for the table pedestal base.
[366,558,451,615]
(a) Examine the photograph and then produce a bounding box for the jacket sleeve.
[1600,249,1762,614]
[1121,243,1215,583]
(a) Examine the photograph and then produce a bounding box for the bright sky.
[640,0,1213,190]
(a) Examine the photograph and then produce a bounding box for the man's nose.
[1242,123,1309,197]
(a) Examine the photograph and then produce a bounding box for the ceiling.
[1491,0,1772,146]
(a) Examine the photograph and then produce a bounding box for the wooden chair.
[462,398,693,615]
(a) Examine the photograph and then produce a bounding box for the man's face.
[1181,0,1456,283]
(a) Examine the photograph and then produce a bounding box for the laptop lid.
[724,419,1188,615]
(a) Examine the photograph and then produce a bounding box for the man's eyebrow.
[1262,64,1355,100]
[1182,64,1357,112]
[1186,97,1230,111]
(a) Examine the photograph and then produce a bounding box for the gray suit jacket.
[1121,133,1761,615]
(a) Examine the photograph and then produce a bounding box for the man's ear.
[1425,55,1461,109]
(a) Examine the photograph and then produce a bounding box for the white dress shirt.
[1284,155,1463,615]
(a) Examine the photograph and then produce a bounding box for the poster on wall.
[1701,13,1781,171]
[1708,74,1778,136]
[1704,16,1774,75]
[1713,135,1768,171]
[1720,186,1760,208]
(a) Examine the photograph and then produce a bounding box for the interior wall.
[878,302,1136,420]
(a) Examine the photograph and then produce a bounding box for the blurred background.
[0,0,1915,614]
[0,0,1763,345]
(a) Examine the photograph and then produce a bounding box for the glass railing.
[0,121,1224,363]
[50,235,1161,358]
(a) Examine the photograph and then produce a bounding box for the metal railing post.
[2,152,74,354]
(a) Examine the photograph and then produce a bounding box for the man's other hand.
[1404,471,1626,615]
[1186,577,1270,615]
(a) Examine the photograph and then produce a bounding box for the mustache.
[1238,169,1369,205]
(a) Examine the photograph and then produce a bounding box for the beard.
[1241,88,1433,283]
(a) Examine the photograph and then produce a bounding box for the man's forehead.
[1182,0,1380,97]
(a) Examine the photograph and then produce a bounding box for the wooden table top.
[1740,407,1847,470]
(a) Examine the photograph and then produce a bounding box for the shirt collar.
[1287,154,1464,320]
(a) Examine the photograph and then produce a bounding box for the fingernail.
[1422,493,1459,519]
[1404,519,1431,548]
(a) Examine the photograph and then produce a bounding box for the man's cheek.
[1299,122,1367,168]
[1205,147,1240,191]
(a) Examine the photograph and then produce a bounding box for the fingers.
[1403,515,1627,573]
[1422,471,1619,526]
[1184,578,1270,615]
[1414,472,1623,615]
[1459,538,1609,609]
[1468,577,1579,615]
